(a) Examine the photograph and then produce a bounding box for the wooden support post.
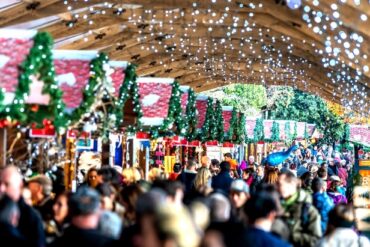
[0,128,6,168]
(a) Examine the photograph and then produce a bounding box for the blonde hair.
[193,167,211,191]
[122,167,141,185]
[263,166,279,184]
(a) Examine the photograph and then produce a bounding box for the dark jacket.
[280,190,322,247]
[312,192,334,233]
[49,225,114,247]
[18,197,46,247]
[0,222,28,246]
[34,195,54,222]
[211,171,233,195]
[244,227,291,247]
[177,170,197,194]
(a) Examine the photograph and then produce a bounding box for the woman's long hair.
[193,167,211,191]
[263,166,279,185]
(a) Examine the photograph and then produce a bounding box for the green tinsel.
[237,112,246,144]
[228,108,238,142]
[69,53,108,124]
[9,32,67,131]
[201,98,216,142]
[292,122,298,140]
[215,100,224,143]
[185,89,198,141]
[114,64,143,131]
[253,118,264,142]
[270,121,280,142]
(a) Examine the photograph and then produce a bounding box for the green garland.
[284,121,292,143]
[270,121,280,142]
[9,32,67,131]
[215,100,224,143]
[236,112,246,144]
[114,64,143,132]
[185,89,198,141]
[0,88,5,114]
[201,98,216,142]
[253,118,264,142]
[228,108,238,142]
[292,122,298,140]
[69,53,109,124]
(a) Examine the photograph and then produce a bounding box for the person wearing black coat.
[211,161,234,195]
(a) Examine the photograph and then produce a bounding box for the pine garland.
[185,89,198,141]
[303,123,309,140]
[292,122,298,140]
[270,121,280,142]
[253,118,264,142]
[237,112,246,143]
[9,32,66,131]
[215,100,224,143]
[228,108,238,142]
[201,98,216,141]
[284,121,292,144]
[0,88,5,114]
[69,53,109,124]
[114,64,142,132]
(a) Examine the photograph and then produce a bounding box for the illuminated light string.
[61,0,368,115]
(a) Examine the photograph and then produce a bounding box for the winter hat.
[230,179,249,194]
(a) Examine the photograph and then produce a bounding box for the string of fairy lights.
[60,0,370,116]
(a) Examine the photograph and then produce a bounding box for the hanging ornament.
[286,0,302,9]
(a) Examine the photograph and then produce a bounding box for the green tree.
[221,84,267,116]
[254,118,264,142]
[201,98,216,141]
[228,108,238,142]
[237,113,246,143]
[185,89,198,141]
[269,89,344,144]
[215,100,225,143]
[284,122,292,142]
[271,121,280,142]
[292,122,298,140]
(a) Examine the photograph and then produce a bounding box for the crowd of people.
[0,144,369,247]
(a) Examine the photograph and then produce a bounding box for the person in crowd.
[98,167,122,190]
[97,210,122,240]
[122,167,141,186]
[140,203,200,247]
[327,158,338,177]
[120,183,144,227]
[277,170,322,247]
[337,160,348,187]
[168,163,182,181]
[177,160,198,194]
[208,192,231,222]
[224,153,239,178]
[242,167,255,186]
[27,175,54,221]
[148,167,165,182]
[297,161,309,178]
[45,191,70,244]
[243,192,291,247]
[0,194,27,245]
[311,177,334,234]
[211,161,233,194]
[152,180,184,206]
[96,183,124,218]
[327,176,347,205]
[84,168,99,188]
[263,166,279,185]
[50,186,114,247]
[300,171,313,194]
[201,156,211,169]
[247,155,258,168]
[0,166,45,247]
[193,167,212,195]
[229,179,250,223]
[317,204,370,247]
[210,159,220,176]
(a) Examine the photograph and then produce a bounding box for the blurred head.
[27,175,53,204]
[194,167,212,191]
[278,170,298,199]
[201,156,210,168]
[0,194,20,227]
[311,177,327,194]
[140,204,200,247]
[173,163,182,173]
[68,187,101,229]
[85,168,99,188]
[53,192,70,225]
[219,161,230,173]
[327,204,355,231]
[256,165,264,177]
[223,153,232,162]
[209,193,231,222]
[97,167,121,188]
[122,167,141,185]
[229,180,250,209]
[263,166,279,185]
[120,184,144,217]
[317,167,328,180]
[0,166,23,201]
[244,193,278,228]
[186,160,197,171]
[248,156,255,164]
[98,211,122,239]
[96,183,115,211]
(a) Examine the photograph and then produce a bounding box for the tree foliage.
[269,89,344,144]
[270,121,280,142]
[221,84,267,116]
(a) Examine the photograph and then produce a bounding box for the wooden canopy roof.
[0,0,369,114]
